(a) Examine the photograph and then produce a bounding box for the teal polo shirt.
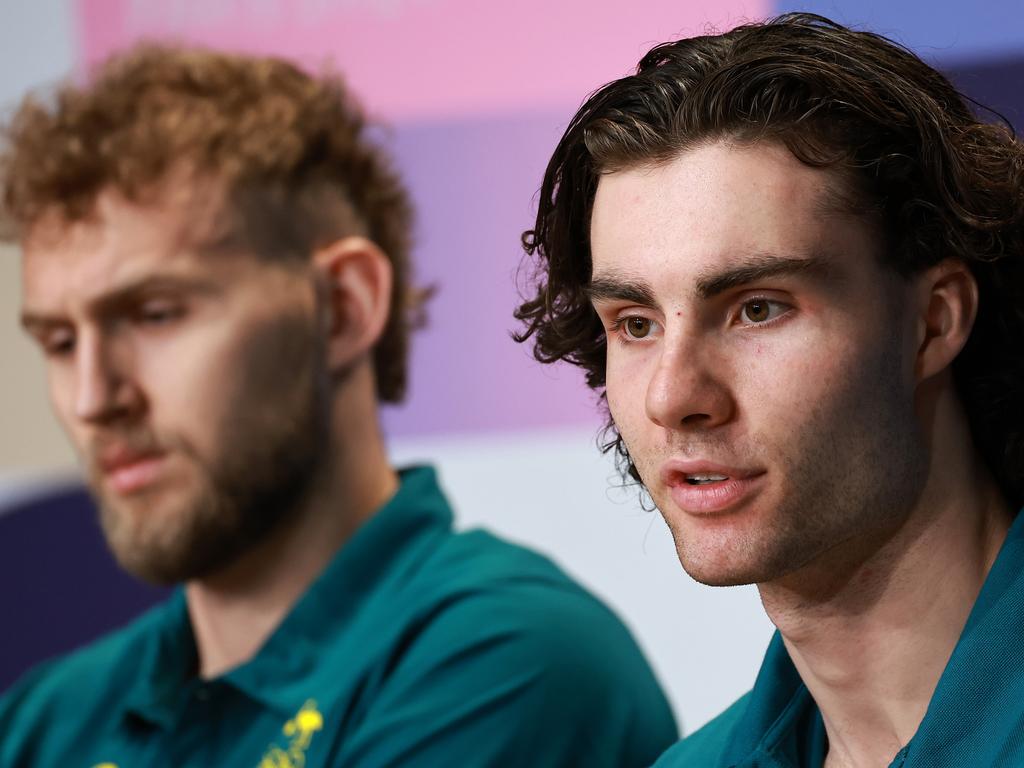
[654,509,1024,768]
[0,467,677,767]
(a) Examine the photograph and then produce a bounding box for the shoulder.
[652,694,751,767]
[418,529,657,678]
[0,599,172,761]
[421,526,611,609]
[359,531,677,764]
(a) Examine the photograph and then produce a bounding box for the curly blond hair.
[2,44,418,402]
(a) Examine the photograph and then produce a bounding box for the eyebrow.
[584,274,659,308]
[694,253,836,299]
[20,314,64,334]
[21,274,221,331]
[586,252,838,310]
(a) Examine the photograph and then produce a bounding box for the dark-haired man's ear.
[914,259,978,383]
[313,236,393,375]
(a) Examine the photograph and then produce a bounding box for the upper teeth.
[687,474,728,484]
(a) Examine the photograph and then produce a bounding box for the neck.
[185,367,397,679]
[760,394,1011,768]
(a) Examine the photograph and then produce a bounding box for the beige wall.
[1,243,76,473]
[0,3,78,480]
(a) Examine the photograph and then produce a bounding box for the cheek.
[229,313,320,413]
[741,326,904,458]
[139,310,319,455]
[735,325,860,415]
[605,348,652,436]
[46,367,83,446]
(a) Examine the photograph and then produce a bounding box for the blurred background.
[1,0,1021,734]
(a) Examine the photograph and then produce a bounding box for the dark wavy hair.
[515,13,1024,507]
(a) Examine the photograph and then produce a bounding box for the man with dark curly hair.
[516,13,1024,768]
[0,46,677,767]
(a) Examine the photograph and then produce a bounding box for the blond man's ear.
[313,236,393,375]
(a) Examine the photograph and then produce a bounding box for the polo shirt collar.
[901,508,1024,763]
[718,633,825,768]
[719,509,1024,768]
[120,591,196,730]
[121,466,452,726]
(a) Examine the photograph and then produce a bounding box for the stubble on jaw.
[93,306,331,586]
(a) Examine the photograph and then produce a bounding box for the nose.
[644,336,735,431]
[73,330,141,424]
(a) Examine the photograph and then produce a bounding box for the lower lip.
[106,456,166,495]
[668,474,765,515]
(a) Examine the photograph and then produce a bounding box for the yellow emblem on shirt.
[259,699,324,768]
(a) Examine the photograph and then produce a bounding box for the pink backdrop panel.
[76,0,770,121]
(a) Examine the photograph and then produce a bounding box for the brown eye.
[625,317,652,338]
[741,300,772,324]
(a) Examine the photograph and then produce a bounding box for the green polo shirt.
[0,466,677,767]
[653,508,1024,768]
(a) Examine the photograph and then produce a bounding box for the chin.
[107,527,217,586]
[97,493,201,582]
[677,529,832,588]
[655,489,789,584]
[99,486,181,539]
[668,518,785,587]
[677,552,767,587]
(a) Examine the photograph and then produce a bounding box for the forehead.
[589,140,875,281]
[21,186,240,311]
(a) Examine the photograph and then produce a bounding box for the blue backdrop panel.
[948,55,1024,131]
[777,1,1024,64]
[0,487,167,692]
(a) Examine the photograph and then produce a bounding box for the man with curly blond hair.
[517,13,1024,768]
[0,46,676,767]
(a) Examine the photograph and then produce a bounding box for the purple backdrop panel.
[381,109,602,438]
[76,0,771,121]
[775,1,1024,64]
